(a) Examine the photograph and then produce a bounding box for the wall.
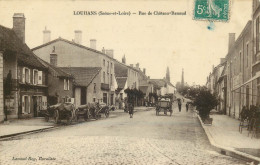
[48,74,73,102]
[0,51,3,121]
[86,71,102,103]
[74,87,81,108]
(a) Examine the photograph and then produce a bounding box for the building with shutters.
[32,35,116,106]
[60,67,102,108]
[36,56,74,105]
[0,13,48,121]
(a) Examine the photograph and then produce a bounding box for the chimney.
[135,63,139,70]
[143,68,146,75]
[50,47,57,66]
[102,47,105,54]
[74,30,82,44]
[13,13,25,43]
[122,55,126,64]
[43,26,51,44]
[228,33,235,51]
[90,39,96,50]
[130,64,133,67]
[106,49,114,58]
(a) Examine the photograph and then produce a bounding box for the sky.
[0,0,252,86]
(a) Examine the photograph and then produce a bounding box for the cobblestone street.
[0,106,246,165]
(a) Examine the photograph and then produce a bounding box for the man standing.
[186,102,189,112]
[178,99,182,112]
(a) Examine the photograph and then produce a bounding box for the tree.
[193,88,218,121]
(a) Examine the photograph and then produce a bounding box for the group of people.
[177,98,189,112]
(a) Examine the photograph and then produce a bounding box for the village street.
[0,103,246,165]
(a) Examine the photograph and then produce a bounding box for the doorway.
[110,94,114,105]
[81,87,86,105]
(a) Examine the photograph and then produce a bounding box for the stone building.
[0,13,48,121]
[61,67,102,108]
[32,35,116,106]
[225,21,252,119]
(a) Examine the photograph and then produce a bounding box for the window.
[93,98,96,102]
[22,95,30,113]
[24,68,30,83]
[239,52,242,72]
[64,79,69,90]
[107,61,109,73]
[94,83,96,93]
[103,71,105,83]
[107,73,109,84]
[110,74,113,85]
[246,44,249,67]
[103,59,105,66]
[33,69,38,85]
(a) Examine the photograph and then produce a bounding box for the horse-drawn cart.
[41,103,75,124]
[75,102,110,121]
[156,94,175,116]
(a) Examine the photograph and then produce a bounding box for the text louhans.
[73,11,187,16]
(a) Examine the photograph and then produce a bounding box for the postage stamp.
[193,0,230,22]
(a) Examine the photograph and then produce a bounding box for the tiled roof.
[114,62,128,77]
[32,37,116,61]
[0,25,46,69]
[60,67,101,87]
[149,79,175,88]
[116,77,127,89]
[36,57,72,78]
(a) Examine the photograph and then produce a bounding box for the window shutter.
[38,71,42,85]
[22,96,25,113]
[28,96,31,113]
[71,98,75,104]
[68,79,70,90]
[64,79,66,90]
[28,69,31,83]
[42,96,47,110]
[22,67,25,83]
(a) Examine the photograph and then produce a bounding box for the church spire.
[181,68,184,88]
[166,66,170,82]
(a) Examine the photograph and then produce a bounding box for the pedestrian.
[178,99,182,112]
[186,102,189,112]
[129,103,134,118]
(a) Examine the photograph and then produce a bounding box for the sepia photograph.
[0,0,259,164]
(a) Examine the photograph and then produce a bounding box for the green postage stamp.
[194,0,230,22]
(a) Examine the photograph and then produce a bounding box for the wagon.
[156,99,172,116]
[52,103,75,124]
[96,103,110,118]
[75,104,90,121]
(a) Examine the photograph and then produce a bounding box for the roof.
[60,67,101,87]
[0,25,46,69]
[36,56,72,78]
[149,79,175,88]
[116,77,127,89]
[32,37,116,61]
[114,62,128,77]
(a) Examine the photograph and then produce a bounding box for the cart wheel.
[105,110,109,118]
[67,112,72,124]
[45,115,49,122]
[54,110,59,124]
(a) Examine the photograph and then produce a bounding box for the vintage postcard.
[0,0,259,165]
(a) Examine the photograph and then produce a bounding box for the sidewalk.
[0,107,154,139]
[0,118,56,139]
[197,112,260,164]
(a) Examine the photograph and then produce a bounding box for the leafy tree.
[193,88,218,121]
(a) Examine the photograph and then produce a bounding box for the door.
[81,87,86,105]
[32,96,37,117]
[110,94,114,105]
[246,86,249,108]
[103,93,107,104]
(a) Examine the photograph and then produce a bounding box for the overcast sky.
[0,0,252,86]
